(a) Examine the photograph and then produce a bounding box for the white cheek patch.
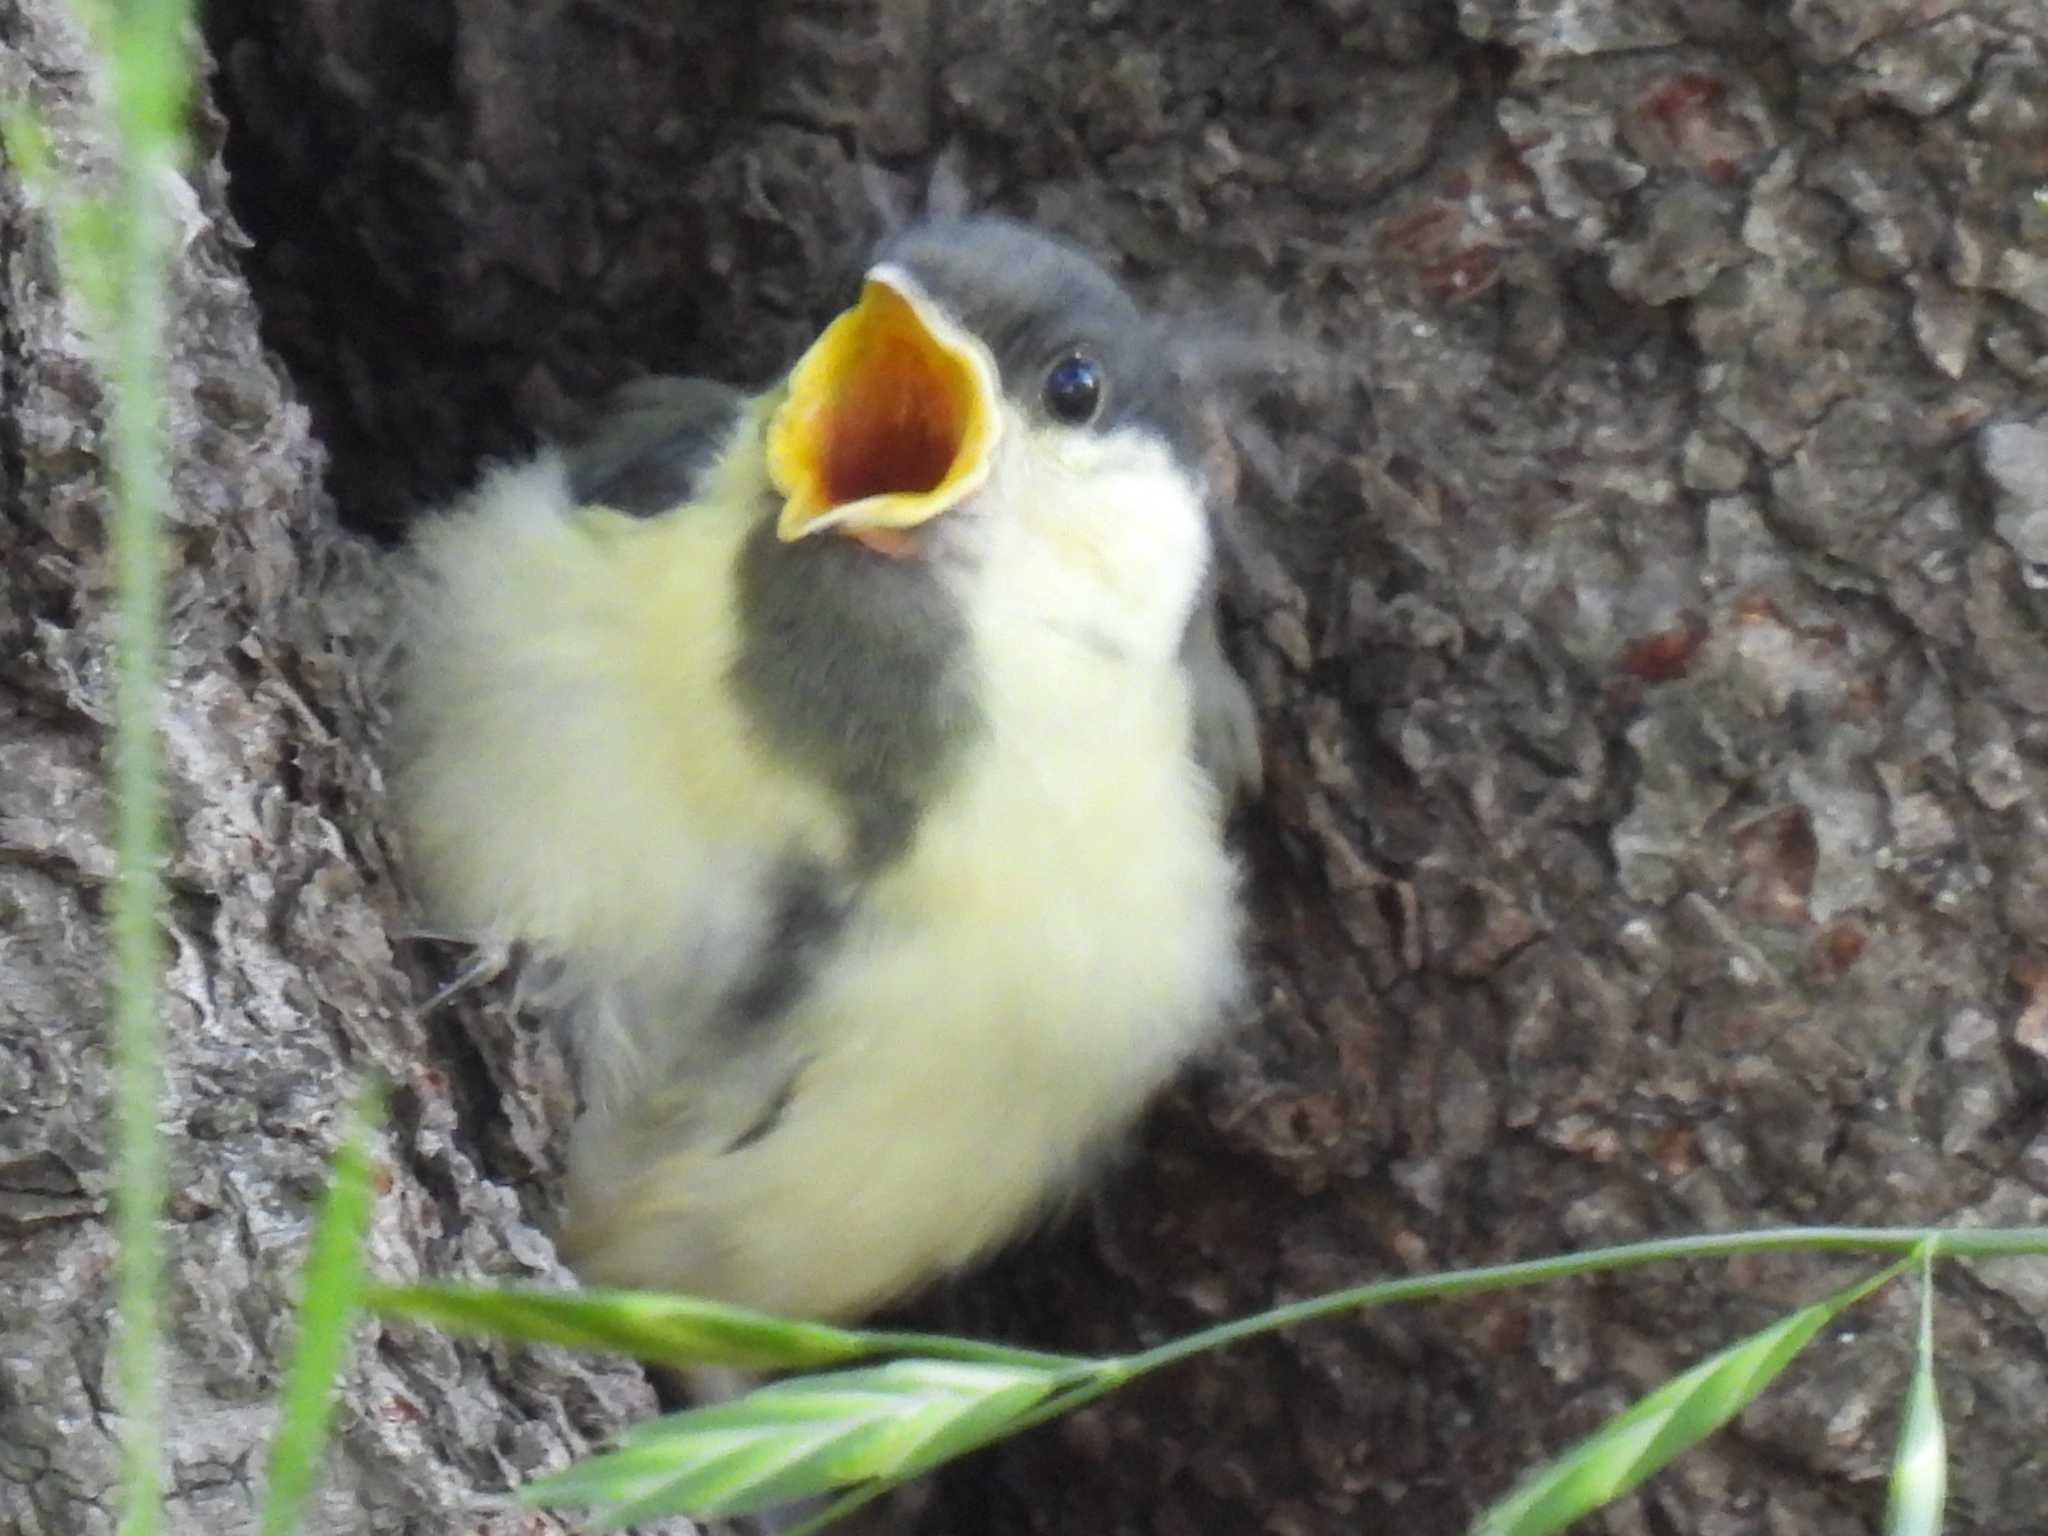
[964,420,1212,666]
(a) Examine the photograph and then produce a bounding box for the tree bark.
[8,0,2048,1532]
[1,6,684,1534]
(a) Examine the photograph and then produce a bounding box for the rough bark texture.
[7,0,2048,1532]
[1,7,685,1535]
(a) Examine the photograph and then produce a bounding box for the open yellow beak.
[767,266,1001,544]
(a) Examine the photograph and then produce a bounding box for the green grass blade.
[374,1227,2048,1533]
[603,1418,900,1525]
[779,1483,891,1536]
[258,1092,387,1536]
[369,1282,878,1371]
[1115,1227,2048,1386]
[523,1359,1062,1528]
[1885,1246,1946,1536]
[1473,1260,1909,1536]
[855,1359,1074,1479]
[41,1,199,1525]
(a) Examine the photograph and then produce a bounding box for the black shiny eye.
[1042,354,1104,425]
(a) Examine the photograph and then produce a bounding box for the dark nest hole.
[195,0,786,542]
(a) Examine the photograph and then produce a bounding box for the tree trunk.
[1,6,685,1534]
[10,0,2048,1533]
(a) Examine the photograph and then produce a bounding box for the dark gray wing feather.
[561,375,746,516]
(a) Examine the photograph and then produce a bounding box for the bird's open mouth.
[767,265,1001,547]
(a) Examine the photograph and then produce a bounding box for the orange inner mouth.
[818,331,966,507]
[768,273,999,543]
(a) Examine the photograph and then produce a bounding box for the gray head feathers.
[879,217,1206,470]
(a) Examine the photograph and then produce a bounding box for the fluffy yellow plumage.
[395,219,1253,1320]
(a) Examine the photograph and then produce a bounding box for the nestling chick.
[394,217,1258,1321]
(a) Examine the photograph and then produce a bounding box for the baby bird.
[395,217,1257,1321]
